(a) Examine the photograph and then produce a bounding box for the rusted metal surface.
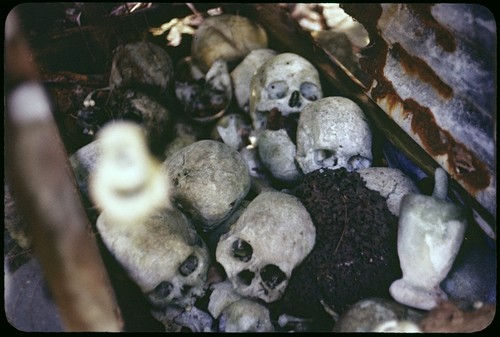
[341,3,496,222]
[230,3,496,235]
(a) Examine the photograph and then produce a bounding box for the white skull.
[220,299,274,332]
[296,96,372,174]
[257,129,302,182]
[164,140,251,230]
[96,206,210,311]
[109,41,174,95]
[214,113,252,150]
[358,167,419,216]
[231,48,277,113]
[216,191,316,303]
[208,280,274,332]
[333,298,423,332]
[208,280,244,319]
[191,14,268,74]
[249,53,323,132]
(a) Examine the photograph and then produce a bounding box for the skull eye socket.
[347,154,371,172]
[300,82,320,101]
[232,239,253,262]
[314,149,338,167]
[260,264,286,289]
[267,81,288,99]
[149,281,173,299]
[179,254,199,276]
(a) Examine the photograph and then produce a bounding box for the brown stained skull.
[96,206,210,311]
[191,14,268,74]
[109,41,174,96]
[163,140,251,231]
[216,191,316,303]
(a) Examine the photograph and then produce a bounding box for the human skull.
[213,114,252,150]
[333,298,423,332]
[219,299,274,332]
[357,167,419,216]
[208,280,274,332]
[191,14,268,74]
[163,140,251,231]
[96,206,210,315]
[257,129,302,182]
[208,280,244,319]
[230,48,277,113]
[296,96,372,174]
[175,59,232,122]
[109,41,174,96]
[249,53,323,132]
[216,191,316,303]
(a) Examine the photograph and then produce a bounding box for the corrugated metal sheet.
[342,3,496,221]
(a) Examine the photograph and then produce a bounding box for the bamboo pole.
[5,8,123,332]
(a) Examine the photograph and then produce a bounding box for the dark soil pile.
[272,168,402,330]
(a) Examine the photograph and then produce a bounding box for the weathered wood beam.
[5,8,123,331]
[21,3,224,73]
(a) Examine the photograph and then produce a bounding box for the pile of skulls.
[66,12,495,332]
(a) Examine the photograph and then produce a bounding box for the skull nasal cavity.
[260,264,286,289]
[237,269,255,285]
[232,239,253,262]
[150,281,173,298]
[314,149,337,167]
[179,255,199,276]
[181,285,193,296]
[288,90,301,108]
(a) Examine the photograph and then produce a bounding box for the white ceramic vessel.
[390,168,467,310]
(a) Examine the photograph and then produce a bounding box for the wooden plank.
[5,8,123,331]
